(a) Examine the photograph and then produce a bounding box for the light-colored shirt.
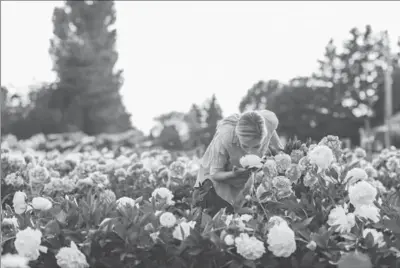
[195,110,283,205]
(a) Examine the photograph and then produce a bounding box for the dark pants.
[192,179,234,217]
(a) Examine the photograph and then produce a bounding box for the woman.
[193,109,284,216]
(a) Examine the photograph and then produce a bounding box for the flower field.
[1,134,400,268]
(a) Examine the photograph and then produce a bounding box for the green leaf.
[382,217,400,234]
[292,217,314,230]
[201,212,212,228]
[44,220,61,236]
[300,251,316,268]
[365,232,375,249]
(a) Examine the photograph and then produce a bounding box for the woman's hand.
[227,166,252,188]
[232,166,252,178]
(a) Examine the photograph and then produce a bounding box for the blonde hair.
[235,111,268,146]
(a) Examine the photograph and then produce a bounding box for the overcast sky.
[2,1,400,134]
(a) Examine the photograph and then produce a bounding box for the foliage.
[49,0,132,135]
[237,25,400,145]
[1,134,400,268]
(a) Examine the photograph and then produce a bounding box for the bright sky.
[2,1,400,134]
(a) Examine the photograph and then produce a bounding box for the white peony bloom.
[354,204,380,223]
[32,197,52,211]
[224,234,235,246]
[159,212,177,228]
[235,233,266,260]
[348,181,377,208]
[12,191,27,215]
[224,214,234,226]
[0,254,29,268]
[267,222,296,257]
[263,159,278,178]
[240,155,263,169]
[116,197,138,210]
[354,147,367,159]
[344,168,368,185]
[268,216,288,227]
[56,241,89,268]
[363,228,386,248]
[172,221,196,241]
[327,206,355,233]
[14,227,42,261]
[308,145,334,172]
[2,216,19,229]
[150,231,160,242]
[151,187,175,206]
[274,154,292,173]
[239,214,253,222]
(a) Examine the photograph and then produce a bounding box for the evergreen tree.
[204,94,223,145]
[49,0,131,135]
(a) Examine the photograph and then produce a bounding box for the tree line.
[1,1,399,149]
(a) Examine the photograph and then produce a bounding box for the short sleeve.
[201,126,233,176]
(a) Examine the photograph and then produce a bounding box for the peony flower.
[88,172,109,187]
[303,172,318,187]
[32,197,52,211]
[266,216,288,231]
[98,189,116,205]
[159,212,177,227]
[263,159,278,179]
[272,176,293,199]
[354,204,380,223]
[0,254,29,268]
[55,241,89,268]
[12,191,27,215]
[151,187,175,206]
[150,231,160,242]
[172,221,196,241]
[256,184,273,203]
[274,153,292,173]
[28,165,50,185]
[290,149,304,164]
[327,206,355,233]
[318,135,342,160]
[186,159,200,177]
[363,228,386,248]
[364,165,378,178]
[169,160,187,178]
[4,173,25,187]
[308,145,334,172]
[344,168,368,185]
[240,214,253,222]
[285,164,302,183]
[116,197,138,210]
[2,217,19,229]
[348,181,377,208]
[235,233,265,260]
[267,222,296,257]
[14,227,42,261]
[224,234,235,246]
[386,156,400,172]
[240,155,263,169]
[354,148,367,159]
